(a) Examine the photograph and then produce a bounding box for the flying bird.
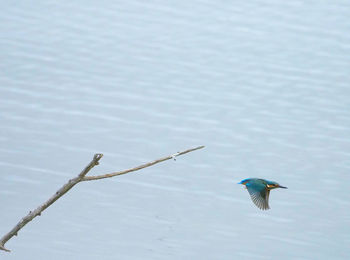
[238,178,287,210]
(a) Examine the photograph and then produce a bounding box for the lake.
[1,1,350,259]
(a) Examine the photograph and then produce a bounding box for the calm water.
[1,1,350,259]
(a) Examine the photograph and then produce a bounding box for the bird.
[238,178,287,210]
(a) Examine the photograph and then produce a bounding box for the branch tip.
[0,245,10,252]
[94,153,103,160]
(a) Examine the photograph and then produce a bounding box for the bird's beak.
[278,185,287,189]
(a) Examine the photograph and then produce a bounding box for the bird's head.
[238,179,250,185]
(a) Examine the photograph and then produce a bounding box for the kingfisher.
[238,178,287,210]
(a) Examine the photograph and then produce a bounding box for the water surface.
[1,1,350,259]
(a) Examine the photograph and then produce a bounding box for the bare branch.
[82,145,205,181]
[0,154,103,252]
[0,147,204,252]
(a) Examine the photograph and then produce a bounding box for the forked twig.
[0,146,204,252]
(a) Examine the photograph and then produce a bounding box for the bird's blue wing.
[246,182,270,210]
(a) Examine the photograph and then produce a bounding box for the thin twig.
[82,145,205,181]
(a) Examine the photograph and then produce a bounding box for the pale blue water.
[1,1,350,259]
